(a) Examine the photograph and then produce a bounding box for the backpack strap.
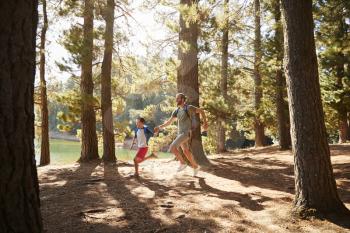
[184,104,191,119]
[174,107,180,117]
[174,105,192,122]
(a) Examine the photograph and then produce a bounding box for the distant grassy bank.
[35,139,172,165]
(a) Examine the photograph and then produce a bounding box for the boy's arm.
[130,131,136,150]
[130,137,136,150]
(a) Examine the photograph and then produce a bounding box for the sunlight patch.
[131,186,155,199]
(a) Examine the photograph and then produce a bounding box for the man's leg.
[170,147,186,164]
[181,143,198,169]
[169,134,188,164]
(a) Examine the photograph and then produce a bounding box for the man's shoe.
[193,167,200,177]
[177,164,187,172]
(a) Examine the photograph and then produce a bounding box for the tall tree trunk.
[80,0,99,162]
[274,0,291,150]
[336,57,347,144]
[254,0,265,147]
[276,70,291,149]
[347,112,350,141]
[0,1,43,231]
[281,0,349,216]
[101,0,116,162]
[39,0,50,166]
[217,0,229,153]
[338,111,348,143]
[177,0,210,166]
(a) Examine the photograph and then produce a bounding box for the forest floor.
[38,145,350,233]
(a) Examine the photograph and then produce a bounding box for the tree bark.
[338,111,348,144]
[177,0,210,166]
[254,0,265,147]
[101,0,116,162]
[80,0,99,162]
[39,0,50,166]
[0,1,43,231]
[273,0,291,150]
[281,0,349,216]
[276,69,291,150]
[348,112,350,141]
[217,0,229,153]
[336,57,348,144]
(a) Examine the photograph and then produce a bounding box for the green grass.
[35,139,172,165]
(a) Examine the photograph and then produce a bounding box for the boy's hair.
[137,117,145,124]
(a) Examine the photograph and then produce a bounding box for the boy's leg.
[133,158,140,177]
[143,152,158,161]
[133,148,148,176]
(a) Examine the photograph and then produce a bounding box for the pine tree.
[101,0,116,162]
[80,0,99,161]
[254,0,266,147]
[271,0,291,150]
[0,1,43,231]
[315,0,350,144]
[281,0,349,216]
[217,0,229,153]
[39,0,51,165]
[177,0,210,166]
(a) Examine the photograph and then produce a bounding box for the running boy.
[130,117,157,177]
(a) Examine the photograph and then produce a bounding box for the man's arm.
[195,107,208,131]
[155,116,176,133]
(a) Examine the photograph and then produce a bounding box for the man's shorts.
[135,147,148,162]
[169,132,190,152]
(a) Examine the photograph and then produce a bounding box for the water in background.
[35,139,172,165]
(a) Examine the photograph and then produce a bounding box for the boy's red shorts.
[135,147,148,161]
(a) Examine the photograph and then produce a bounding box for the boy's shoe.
[177,164,187,172]
[193,167,200,177]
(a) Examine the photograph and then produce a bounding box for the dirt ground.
[38,145,350,233]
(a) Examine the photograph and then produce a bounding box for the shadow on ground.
[39,145,350,232]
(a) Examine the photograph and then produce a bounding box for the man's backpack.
[173,104,200,130]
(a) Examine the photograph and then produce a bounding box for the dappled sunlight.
[3,0,349,231]
[38,146,350,232]
[130,186,156,199]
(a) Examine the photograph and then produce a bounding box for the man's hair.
[137,117,145,124]
[176,93,187,101]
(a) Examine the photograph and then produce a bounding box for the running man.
[155,93,208,176]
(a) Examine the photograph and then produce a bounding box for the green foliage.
[38,0,350,155]
[315,0,350,139]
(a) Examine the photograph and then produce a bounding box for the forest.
[0,0,350,232]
